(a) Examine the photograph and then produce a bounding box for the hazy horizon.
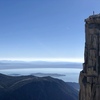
[0,58,83,63]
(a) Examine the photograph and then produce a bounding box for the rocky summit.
[79,14,100,100]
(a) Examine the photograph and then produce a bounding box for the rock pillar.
[79,14,100,100]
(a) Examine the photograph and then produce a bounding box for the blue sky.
[0,0,100,62]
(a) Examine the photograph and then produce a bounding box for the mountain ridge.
[0,73,78,100]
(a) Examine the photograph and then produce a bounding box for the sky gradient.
[0,0,100,62]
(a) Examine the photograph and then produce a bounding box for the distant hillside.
[67,82,79,91]
[0,74,78,100]
[0,61,82,69]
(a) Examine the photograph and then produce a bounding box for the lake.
[0,68,82,82]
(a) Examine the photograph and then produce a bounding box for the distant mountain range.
[0,73,78,100]
[0,60,82,69]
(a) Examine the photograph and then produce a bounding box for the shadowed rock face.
[0,74,78,100]
[79,14,100,100]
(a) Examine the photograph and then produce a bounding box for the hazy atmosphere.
[0,1,100,100]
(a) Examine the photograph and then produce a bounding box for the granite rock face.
[79,14,100,100]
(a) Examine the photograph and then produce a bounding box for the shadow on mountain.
[0,73,78,100]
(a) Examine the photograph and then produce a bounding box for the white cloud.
[0,58,84,63]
